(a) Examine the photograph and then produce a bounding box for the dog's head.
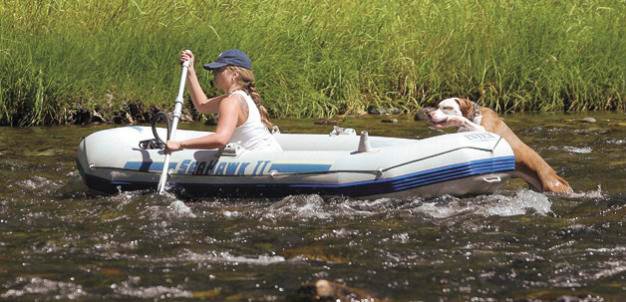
[421,97,479,125]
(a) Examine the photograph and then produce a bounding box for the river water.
[0,113,624,301]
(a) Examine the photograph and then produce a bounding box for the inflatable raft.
[76,126,516,198]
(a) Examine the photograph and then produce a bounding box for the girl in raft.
[166,49,282,153]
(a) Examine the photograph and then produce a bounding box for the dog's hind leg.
[513,163,544,192]
[519,147,573,193]
[508,141,573,193]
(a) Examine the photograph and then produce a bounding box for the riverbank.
[1,0,625,126]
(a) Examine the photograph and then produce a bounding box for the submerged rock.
[294,279,385,301]
[283,245,349,264]
[24,149,57,157]
[314,119,340,126]
[580,117,597,123]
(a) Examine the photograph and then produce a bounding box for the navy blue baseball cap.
[203,49,252,70]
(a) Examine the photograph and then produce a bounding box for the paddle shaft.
[157,60,190,194]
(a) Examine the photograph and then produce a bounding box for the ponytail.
[228,66,274,129]
[245,82,273,128]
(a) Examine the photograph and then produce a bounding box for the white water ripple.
[179,250,286,265]
[111,277,192,299]
[411,190,552,218]
[563,146,593,154]
[2,277,85,300]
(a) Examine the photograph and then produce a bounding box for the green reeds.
[1,0,625,126]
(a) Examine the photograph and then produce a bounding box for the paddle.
[157,59,191,194]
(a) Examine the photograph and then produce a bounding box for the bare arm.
[166,96,239,151]
[180,50,223,114]
[186,68,224,114]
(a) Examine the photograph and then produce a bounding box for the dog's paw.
[434,115,468,129]
[543,179,574,194]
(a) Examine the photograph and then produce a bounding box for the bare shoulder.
[219,94,241,108]
[215,95,241,116]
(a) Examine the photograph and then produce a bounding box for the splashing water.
[1,113,625,301]
[2,278,85,300]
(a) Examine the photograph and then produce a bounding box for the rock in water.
[580,117,596,123]
[381,118,398,124]
[314,119,339,125]
[367,105,384,115]
[294,279,385,301]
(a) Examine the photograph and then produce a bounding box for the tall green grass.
[1,0,625,126]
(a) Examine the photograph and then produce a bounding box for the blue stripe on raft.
[268,156,516,196]
[392,160,514,191]
[391,157,514,189]
[270,163,331,173]
[123,161,178,172]
[89,156,516,197]
[289,156,516,190]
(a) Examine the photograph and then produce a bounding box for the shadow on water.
[0,113,624,301]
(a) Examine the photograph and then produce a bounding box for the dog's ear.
[455,98,475,118]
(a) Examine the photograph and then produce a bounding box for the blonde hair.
[226,66,273,129]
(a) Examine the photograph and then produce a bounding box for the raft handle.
[482,176,502,183]
[139,112,172,150]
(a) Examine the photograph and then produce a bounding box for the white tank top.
[228,90,282,152]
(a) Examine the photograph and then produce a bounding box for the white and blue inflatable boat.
[76,126,516,198]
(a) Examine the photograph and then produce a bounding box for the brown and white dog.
[423,97,573,193]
